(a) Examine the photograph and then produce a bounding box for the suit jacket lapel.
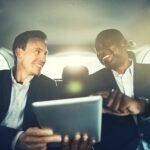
[134,63,139,99]
[134,63,150,99]
[106,69,120,91]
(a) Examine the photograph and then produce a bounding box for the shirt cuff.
[12,131,24,150]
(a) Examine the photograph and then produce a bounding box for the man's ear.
[15,48,23,58]
[120,40,128,48]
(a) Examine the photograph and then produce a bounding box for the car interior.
[0,0,150,96]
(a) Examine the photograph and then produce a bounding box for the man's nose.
[39,53,46,64]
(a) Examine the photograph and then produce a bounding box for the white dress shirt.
[112,62,134,98]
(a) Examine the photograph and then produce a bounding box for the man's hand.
[16,127,62,150]
[62,133,96,150]
[96,90,146,116]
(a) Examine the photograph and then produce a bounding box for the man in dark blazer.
[0,30,95,150]
[89,29,150,150]
[0,30,62,150]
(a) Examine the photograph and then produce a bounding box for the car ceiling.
[0,0,150,54]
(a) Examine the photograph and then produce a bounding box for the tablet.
[32,96,102,142]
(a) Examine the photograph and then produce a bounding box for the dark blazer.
[0,70,58,150]
[88,63,150,150]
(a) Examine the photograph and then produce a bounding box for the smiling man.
[89,29,150,150]
[0,30,62,150]
[0,30,95,150]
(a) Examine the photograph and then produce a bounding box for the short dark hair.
[12,30,47,65]
[95,29,128,51]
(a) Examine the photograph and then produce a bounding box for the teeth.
[102,55,110,60]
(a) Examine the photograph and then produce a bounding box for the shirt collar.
[112,60,134,77]
[11,69,34,86]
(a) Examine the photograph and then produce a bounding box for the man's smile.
[102,54,113,64]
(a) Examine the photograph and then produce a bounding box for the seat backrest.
[60,66,89,98]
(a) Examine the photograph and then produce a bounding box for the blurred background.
[0,0,150,79]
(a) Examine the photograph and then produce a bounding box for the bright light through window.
[42,51,104,79]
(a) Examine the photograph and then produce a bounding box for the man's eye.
[44,51,48,55]
[35,50,41,54]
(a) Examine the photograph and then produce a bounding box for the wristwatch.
[138,96,150,120]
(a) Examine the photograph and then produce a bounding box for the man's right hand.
[96,90,146,116]
[16,127,62,150]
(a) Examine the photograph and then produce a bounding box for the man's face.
[96,42,127,70]
[17,38,48,76]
